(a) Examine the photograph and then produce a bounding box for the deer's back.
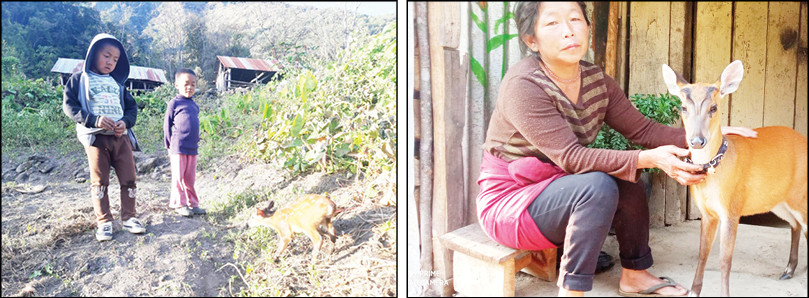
[711,126,807,216]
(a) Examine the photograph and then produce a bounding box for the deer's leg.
[275,231,291,261]
[781,224,801,280]
[692,213,719,296]
[718,216,740,297]
[304,228,323,262]
[324,218,337,242]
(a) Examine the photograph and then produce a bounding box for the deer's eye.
[708,104,717,115]
[680,106,687,114]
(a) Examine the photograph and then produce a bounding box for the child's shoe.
[175,206,192,217]
[123,217,146,234]
[96,221,113,241]
[190,206,207,215]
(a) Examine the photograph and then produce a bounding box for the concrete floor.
[515,218,808,297]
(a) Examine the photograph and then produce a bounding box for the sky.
[284,2,396,17]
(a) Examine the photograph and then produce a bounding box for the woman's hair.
[513,1,590,58]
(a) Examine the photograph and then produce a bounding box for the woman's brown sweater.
[482,56,686,182]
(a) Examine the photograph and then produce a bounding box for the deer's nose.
[689,136,706,149]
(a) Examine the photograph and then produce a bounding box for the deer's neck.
[689,130,724,165]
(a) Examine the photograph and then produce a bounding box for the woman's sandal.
[617,276,692,297]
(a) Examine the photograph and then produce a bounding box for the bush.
[588,93,682,172]
[248,22,396,176]
[1,77,74,152]
[130,84,176,153]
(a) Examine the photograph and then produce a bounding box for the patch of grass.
[1,86,75,153]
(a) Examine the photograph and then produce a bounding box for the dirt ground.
[1,147,396,296]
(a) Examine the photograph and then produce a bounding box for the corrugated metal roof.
[50,58,168,83]
[217,56,282,72]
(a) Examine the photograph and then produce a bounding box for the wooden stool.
[439,224,557,297]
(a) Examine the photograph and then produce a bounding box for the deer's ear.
[266,200,275,210]
[661,64,686,96]
[720,60,744,97]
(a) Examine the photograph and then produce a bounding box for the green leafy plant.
[130,83,176,153]
[250,22,396,176]
[1,76,73,151]
[588,93,682,172]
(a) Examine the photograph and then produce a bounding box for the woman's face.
[523,2,589,65]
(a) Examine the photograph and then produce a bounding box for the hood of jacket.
[84,33,130,85]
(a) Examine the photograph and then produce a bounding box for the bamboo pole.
[416,1,435,279]
[605,1,619,78]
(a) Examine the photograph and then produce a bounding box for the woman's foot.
[619,268,689,296]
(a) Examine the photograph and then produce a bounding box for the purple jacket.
[163,95,200,155]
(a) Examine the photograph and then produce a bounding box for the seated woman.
[476,2,756,296]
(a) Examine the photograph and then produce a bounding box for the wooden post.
[416,2,435,290]
[604,2,619,78]
[593,1,610,70]
[796,2,808,137]
[615,2,628,90]
[428,2,465,296]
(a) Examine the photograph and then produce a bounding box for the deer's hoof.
[779,272,793,280]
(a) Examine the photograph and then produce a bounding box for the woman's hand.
[721,126,757,138]
[638,145,705,185]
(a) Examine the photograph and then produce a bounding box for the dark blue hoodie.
[62,33,140,151]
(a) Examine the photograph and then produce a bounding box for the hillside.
[1,14,396,297]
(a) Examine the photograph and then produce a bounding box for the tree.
[1,2,103,79]
[141,2,188,79]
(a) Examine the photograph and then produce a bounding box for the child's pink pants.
[169,153,199,208]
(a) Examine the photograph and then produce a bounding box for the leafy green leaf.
[487,33,518,52]
[494,12,514,33]
[469,9,487,33]
[290,113,304,137]
[262,101,273,120]
[469,57,487,87]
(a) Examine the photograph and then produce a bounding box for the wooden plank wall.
[730,2,768,129]
[691,1,807,219]
[763,2,799,128]
[628,2,690,227]
[691,2,733,220]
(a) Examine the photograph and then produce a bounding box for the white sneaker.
[123,218,146,234]
[96,221,113,241]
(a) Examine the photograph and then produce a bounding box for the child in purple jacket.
[163,69,205,217]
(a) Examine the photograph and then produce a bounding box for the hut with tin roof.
[50,58,168,93]
[215,55,283,92]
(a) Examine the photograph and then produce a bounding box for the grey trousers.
[526,172,653,291]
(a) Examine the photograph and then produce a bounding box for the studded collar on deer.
[684,137,727,174]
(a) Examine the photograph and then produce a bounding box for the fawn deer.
[247,194,341,262]
[661,60,807,296]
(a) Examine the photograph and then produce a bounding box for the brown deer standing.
[247,194,341,262]
[661,60,807,296]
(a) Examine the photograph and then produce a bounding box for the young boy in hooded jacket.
[62,33,146,241]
